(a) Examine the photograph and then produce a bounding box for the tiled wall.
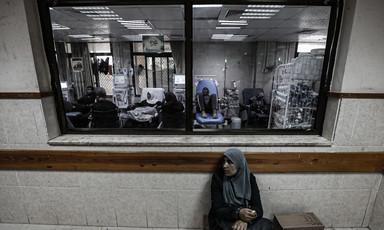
[0,171,381,229]
[333,98,384,149]
[370,177,384,230]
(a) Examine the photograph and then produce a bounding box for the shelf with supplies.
[268,49,325,130]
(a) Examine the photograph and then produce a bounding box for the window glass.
[50,5,185,130]
[192,4,331,131]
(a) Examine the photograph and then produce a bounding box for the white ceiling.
[50,4,331,43]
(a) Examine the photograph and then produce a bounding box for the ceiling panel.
[290,6,331,20]
[151,20,184,30]
[50,4,331,43]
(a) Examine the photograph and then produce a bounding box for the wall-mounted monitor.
[113,74,128,87]
[174,74,185,85]
[60,82,68,89]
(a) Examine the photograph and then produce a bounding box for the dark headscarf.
[163,92,184,113]
[222,148,252,206]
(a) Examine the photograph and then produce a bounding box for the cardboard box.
[273,213,325,230]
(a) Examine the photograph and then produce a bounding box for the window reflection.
[51,5,185,130]
[192,4,330,130]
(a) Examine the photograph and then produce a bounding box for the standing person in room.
[209,148,272,230]
[72,85,96,113]
[196,87,218,119]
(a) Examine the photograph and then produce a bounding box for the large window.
[44,1,341,134]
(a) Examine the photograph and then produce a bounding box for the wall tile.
[78,172,144,189]
[333,99,359,146]
[255,173,342,191]
[81,188,117,227]
[17,171,80,188]
[369,181,384,230]
[340,173,378,189]
[145,191,178,228]
[322,97,340,141]
[21,187,86,225]
[350,99,384,146]
[332,189,371,227]
[143,173,211,191]
[0,223,28,230]
[24,225,64,230]
[0,187,28,223]
[0,100,47,144]
[113,190,147,227]
[0,171,19,186]
[62,227,101,230]
[176,190,211,228]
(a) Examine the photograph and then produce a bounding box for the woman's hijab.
[146,92,159,105]
[222,148,252,206]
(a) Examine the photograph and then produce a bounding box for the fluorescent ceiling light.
[80,11,114,14]
[119,20,146,23]
[52,23,70,30]
[92,17,122,20]
[73,7,109,10]
[242,13,275,16]
[193,4,222,8]
[240,16,271,19]
[247,5,285,8]
[245,9,279,12]
[220,22,248,26]
[228,35,248,41]
[219,20,248,26]
[68,34,93,38]
[87,14,119,17]
[219,20,247,23]
[139,34,160,36]
[81,37,102,41]
[216,27,241,30]
[211,34,234,39]
[301,35,327,41]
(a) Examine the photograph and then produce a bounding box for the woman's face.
[147,92,152,100]
[223,156,237,177]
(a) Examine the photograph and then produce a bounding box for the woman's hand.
[239,208,257,222]
[232,220,247,230]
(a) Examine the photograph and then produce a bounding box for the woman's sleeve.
[249,174,263,221]
[210,172,241,220]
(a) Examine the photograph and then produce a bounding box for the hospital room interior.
[52,4,330,131]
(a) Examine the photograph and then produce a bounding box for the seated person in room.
[72,86,96,113]
[127,91,161,110]
[92,88,117,111]
[161,92,185,128]
[248,92,268,114]
[209,148,272,230]
[90,88,118,128]
[196,87,218,119]
[125,90,163,127]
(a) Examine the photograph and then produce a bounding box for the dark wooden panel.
[0,150,383,172]
[328,92,384,99]
[0,92,54,99]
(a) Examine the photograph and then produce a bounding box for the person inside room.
[161,92,185,128]
[90,88,118,128]
[125,89,163,128]
[209,148,272,230]
[196,87,218,119]
[72,85,96,113]
[127,91,162,110]
[248,92,268,115]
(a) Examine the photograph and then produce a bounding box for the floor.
[0,224,371,230]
